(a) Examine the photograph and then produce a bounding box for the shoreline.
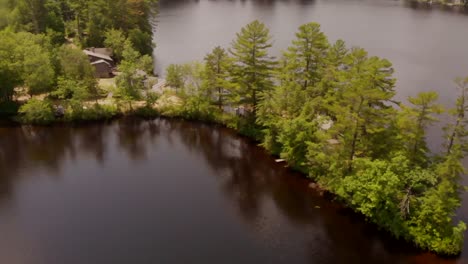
[405,0,468,11]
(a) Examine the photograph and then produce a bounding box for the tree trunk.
[218,87,222,110]
[347,97,364,173]
[412,105,428,160]
[76,15,81,42]
[447,118,461,154]
[348,118,359,173]
[217,59,222,109]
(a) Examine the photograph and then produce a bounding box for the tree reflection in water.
[0,119,449,263]
[160,120,423,264]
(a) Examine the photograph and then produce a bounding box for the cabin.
[83,48,114,65]
[91,60,113,78]
[83,48,114,79]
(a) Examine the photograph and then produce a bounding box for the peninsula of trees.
[0,0,466,256]
[163,21,468,255]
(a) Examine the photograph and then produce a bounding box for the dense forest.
[0,0,467,256]
[0,0,156,51]
[0,0,157,121]
[416,0,468,6]
[162,21,468,255]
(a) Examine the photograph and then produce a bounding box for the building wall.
[93,63,112,78]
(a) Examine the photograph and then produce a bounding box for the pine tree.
[271,22,330,118]
[444,77,468,155]
[397,91,443,166]
[203,46,233,109]
[104,29,126,61]
[257,23,328,155]
[229,20,275,118]
[282,22,329,93]
[329,48,396,172]
[116,40,145,110]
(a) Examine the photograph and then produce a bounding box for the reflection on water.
[0,119,462,263]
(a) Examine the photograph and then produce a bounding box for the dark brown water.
[0,119,464,263]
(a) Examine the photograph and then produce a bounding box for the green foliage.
[82,0,157,50]
[230,20,275,118]
[104,29,126,61]
[51,77,90,100]
[336,157,405,234]
[3,0,157,51]
[408,176,466,254]
[18,98,55,124]
[203,46,234,109]
[444,77,468,155]
[56,45,97,97]
[179,95,221,122]
[282,22,329,92]
[0,0,13,29]
[131,90,159,118]
[128,28,154,56]
[0,30,55,98]
[133,105,159,118]
[165,61,224,122]
[64,101,119,122]
[397,91,444,166]
[276,114,318,173]
[166,64,185,90]
[145,90,159,107]
[115,40,150,110]
[329,48,397,171]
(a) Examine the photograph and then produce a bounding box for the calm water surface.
[0,119,461,263]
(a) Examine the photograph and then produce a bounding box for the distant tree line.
[163,21,467,255]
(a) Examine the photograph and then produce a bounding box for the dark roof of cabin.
[83,50,113,62]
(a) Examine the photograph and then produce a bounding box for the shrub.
[18,99,55,125]
[133,106,160,118]
[64,101,119,122]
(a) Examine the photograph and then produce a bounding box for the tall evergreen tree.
[229,20,275,118]
[397,92,443,166]
[329,48,396,172]
[203,46,233,109]
[282,22,329,92]
[444,77,468,154]
[258,23,329,155]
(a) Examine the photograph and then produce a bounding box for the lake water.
[0,119,461,263]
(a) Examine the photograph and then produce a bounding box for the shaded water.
[0,119,460,263]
